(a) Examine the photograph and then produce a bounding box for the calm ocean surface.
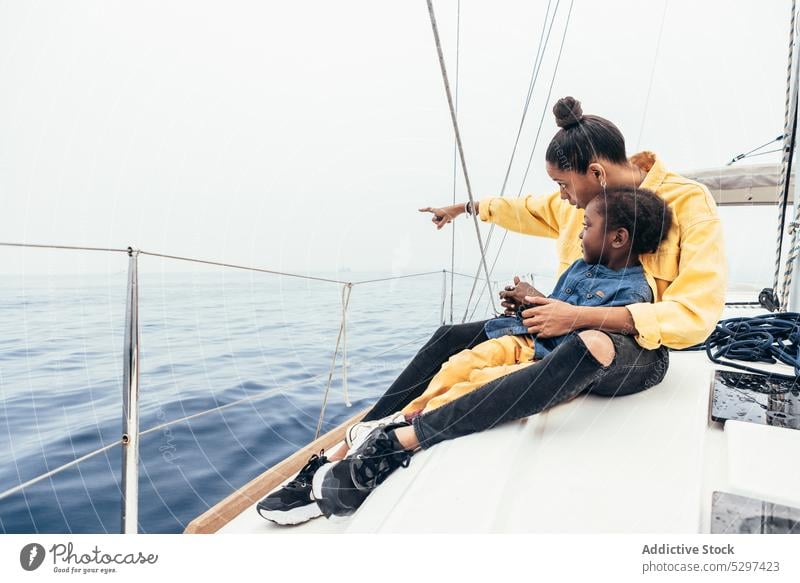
[0,269,507,534]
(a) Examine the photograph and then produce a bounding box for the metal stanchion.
[121,247,140,534]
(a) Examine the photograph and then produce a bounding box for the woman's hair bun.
[553,96,583,129]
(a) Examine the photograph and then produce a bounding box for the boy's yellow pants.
[402,334,536,415]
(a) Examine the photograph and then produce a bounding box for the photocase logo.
[19,543,46,571]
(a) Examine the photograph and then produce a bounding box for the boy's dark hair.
[545,96,627,173]
[592,187,673,255]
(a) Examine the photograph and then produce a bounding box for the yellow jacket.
[477,151,727,350]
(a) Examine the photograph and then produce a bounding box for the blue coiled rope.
[683,313,800,384]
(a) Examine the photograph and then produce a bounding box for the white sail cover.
[683,163,794,205]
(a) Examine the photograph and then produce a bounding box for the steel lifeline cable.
[0,240,466,501]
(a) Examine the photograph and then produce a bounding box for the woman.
[258,96,727,524]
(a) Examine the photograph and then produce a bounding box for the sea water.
[0,270,505,533]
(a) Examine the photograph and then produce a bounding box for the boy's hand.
[520,296,581,337]
[499,276,544,315]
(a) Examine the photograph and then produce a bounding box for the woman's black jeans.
[362,320,669,449]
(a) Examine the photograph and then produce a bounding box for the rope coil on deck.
[685,313,800,382]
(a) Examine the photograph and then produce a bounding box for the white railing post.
[121,247,141,534]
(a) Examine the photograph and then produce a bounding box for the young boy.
[396,185,672,416]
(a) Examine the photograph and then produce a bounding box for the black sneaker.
[312,424,411,518]
[257,452,328,525]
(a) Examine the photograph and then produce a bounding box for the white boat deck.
[220,303,800,534]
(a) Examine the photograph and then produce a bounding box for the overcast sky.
[0,0,793,288]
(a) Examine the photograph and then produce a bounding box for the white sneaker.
[345,412,407,452]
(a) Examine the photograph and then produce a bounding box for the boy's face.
[580,199,610,264]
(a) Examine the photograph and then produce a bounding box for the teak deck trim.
[184,408,368,534]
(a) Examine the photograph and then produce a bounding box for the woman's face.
[546,162,603,209]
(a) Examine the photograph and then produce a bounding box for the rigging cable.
[779,104,800,309]
[460,0,557,321]
[426,0,496,314]
[773,0,798,310]
[315,283,353,439]
[635,0,668,151]
[465,0,575,322]
[449,0,461,324]
[725,135,783,166]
